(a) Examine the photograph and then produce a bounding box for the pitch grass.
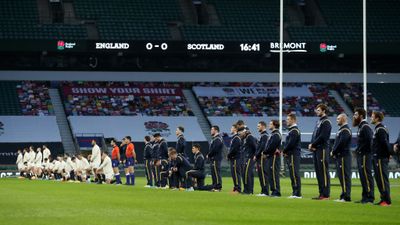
[0,177,399,225]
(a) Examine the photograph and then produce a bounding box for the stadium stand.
[62,82,193,116]
[368,84,400,116]
[0,82,22,115]
[17,81,54,116]
[74,0,182,40]
[0,0,87,40]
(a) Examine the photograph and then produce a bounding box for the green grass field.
[0,177,399,225]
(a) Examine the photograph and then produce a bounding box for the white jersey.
[91,144,101,167]
[43,148,51,160]
[28,151,36,163]
[59,161,66,172]
[64,159,73,173]
[98,156,113,177]
[53,160,61,172]
[16,153,23,169]
[34,152,43,166]
[78,157,90,171]
[71,159,79,171]
[23,152,30,163]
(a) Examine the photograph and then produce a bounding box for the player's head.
[76,154,82,160]
[336,113,348,126]
[153,133,161,141]
[17,149,21,154]
[353,107,366,127]
[286,113,297,127]
[269,120,280,130]
[231,123,238,134]
[371,111,384,125]
[211,125,219,136]
[315,103,328,117]
[125,136,132,143]
[71,156,76,162]
[257,121,267,132]
[192,143,201,154]
[91,139,97,146]
[102,151,108,159]
[42,144,47,149]
[236,120,245,128]
[176,126,184,136]
[144,135,151,143]
[111,138,117,146]
[29,146,34,151]
[168,147,178,160]
[36,147,41,152]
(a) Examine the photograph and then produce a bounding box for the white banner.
[0,116,61,142]
[193,86,313,97]
[68,116,207,142]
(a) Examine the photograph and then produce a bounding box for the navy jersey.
[158,139,169,160]
[208,134,224,161]
[227,134,242,160]
[355,120,373,155]
[372,123,391,159]
[144,143,153,160]
[332,124,352,157]
[283,125,301,155]
[176,134,186,156]
[255,131,269,159]
[264,130,282,156]
[242,133,257,159]
[311,116,332,150]
[193,151,205,173]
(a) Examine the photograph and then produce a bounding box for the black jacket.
[311,116,332,150]
[283,125,301,155]
[332,124,352,157]
[144,143,153,160]
[227,134,242,160]
[355,120,373,155]
[264,129,282,157]
[193,151,205,173]
[207,134,224,161]
[176,134,186,156]
[255,131,269,159]
[242,133,257,159]
[372,123,391,159]
[158,139,169,160]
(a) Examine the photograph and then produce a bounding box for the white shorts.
[35,163,42,168]
[90,162,100,169]
[105,172,114,181]
[27,162,35,169]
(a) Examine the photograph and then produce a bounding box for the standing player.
[353,108,375,204]
[371,111,392,206]
[264,120,282,197]
[331,114,352,202]
[186,144,206,190]
[254,121,269,197]
[96,152,114,184]
[111,139,121,184]
[308,104,332,200]
[90,140,101,183]
[124,136,136,186]
[207,125,224,192]
[176,126,187,158]
[283,113,302,199]
[42,145,51,163]
[227,123,242,193]
[144,136,154,187]
[16,149,24,177]
[154,133,169,188]
[241,128,257,195]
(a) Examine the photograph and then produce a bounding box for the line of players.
[15,104,398,207]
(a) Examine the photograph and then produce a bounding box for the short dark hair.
[355,107,366,119]
[316,103,328,113]
[111,138,117,144]
[236,120,244,126]
[144,136,151,142]
[372,111,384,122]
[125,136,131,141]
[271,120,280,129]
[177,126,184,133]
[153,133,161,137]
[287,113,297,121]
[258,121,267,127]
[193,143,201,150]
[168,147,177,155]
[211,125,220,132]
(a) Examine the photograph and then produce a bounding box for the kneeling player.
[186,144,206,190]
[168,148,193,191]
[96,152,114,184]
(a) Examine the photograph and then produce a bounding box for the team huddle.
[16,104,398,207]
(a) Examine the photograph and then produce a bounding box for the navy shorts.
[112,159,119,168]
[125,157,135,168]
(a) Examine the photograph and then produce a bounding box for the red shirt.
[111,146,120,160]
[125,143,135,158]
